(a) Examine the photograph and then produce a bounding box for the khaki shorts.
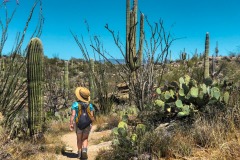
[74,122,91,134]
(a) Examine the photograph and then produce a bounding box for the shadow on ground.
[62,151,78,158]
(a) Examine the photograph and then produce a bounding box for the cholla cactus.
[27,37,44,137]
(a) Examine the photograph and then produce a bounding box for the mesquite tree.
[27,37,44,137]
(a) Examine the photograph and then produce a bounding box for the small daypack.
[76,102,94,130]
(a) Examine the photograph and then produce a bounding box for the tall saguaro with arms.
[126,0,144,80]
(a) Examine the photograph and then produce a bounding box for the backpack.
[76,102,94,130]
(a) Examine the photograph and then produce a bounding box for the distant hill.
[98,58,125,64]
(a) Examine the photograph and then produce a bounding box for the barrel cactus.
[27,37,44,137]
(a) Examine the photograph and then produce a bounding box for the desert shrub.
[0,119,69,159]
[94,113,120,132]
[95,149,114,160]
[191,117,223,148]
[216,141,240,160]
[190,102,240,148]
[138,126,193,158]
[139,131,173,158]
[45,120,70,135]
[190,66,204,83]
[170,131,193,157]
[228,90,240,129]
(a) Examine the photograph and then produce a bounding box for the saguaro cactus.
[27,37,44,137]
[204,32,210,79]
[215,41,219,57]
[64,60,69,100]
[0,58,5,77]
[89,59,95,100]
[169,50,172,63]
[126,0,144,78]
[181,48,186,61]
[211,54,215,78]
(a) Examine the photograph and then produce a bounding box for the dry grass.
[0,120,70,160]
[191,116,227,148]
[92,134,113,145]
[94,113,120,132]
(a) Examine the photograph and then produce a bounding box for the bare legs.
[77,133,89,150]
[77,133,89,159]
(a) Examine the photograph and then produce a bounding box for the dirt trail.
[57,126,112,160]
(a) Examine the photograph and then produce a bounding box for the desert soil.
[57,125,112,160]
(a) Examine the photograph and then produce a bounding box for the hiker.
[69,87,95,159]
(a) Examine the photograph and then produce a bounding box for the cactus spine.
[126,0,144,78]
[204,32,210,79]
[27,38,44,137]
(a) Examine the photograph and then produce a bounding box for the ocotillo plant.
[64,60,69,100]
[126,0,144,79]
[204,32,210,79]
[27,37,44,137]
[89,58,95,100]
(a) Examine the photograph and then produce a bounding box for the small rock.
[64,146,73,152]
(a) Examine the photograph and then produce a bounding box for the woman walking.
[69,87,95,159]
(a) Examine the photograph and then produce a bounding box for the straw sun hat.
[75,87,90,103]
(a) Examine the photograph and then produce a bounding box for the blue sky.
[1,0,240,60]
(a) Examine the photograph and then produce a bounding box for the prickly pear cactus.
[27,37,44,137]
[112,117,148,152]
[154,75,230,118]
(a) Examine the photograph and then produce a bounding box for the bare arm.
[69,109,76,131]
[90,111,95,121]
